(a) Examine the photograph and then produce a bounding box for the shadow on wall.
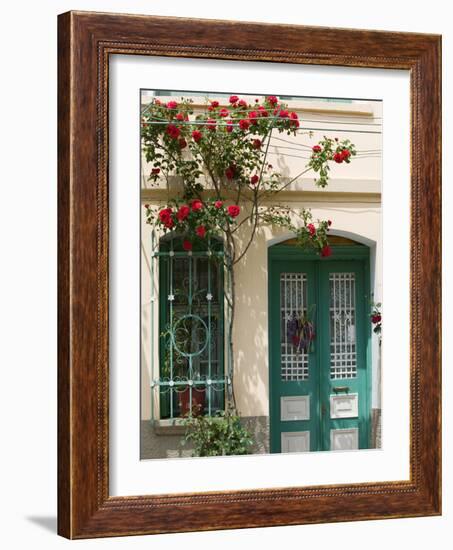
[141,240,152,422]
[232,222,280,420]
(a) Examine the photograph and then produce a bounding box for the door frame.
[268,243,372,453]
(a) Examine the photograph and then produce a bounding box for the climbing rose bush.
[147,198,240,245]
[308,136,356,188]
[142,94,357,412]
[141,95,355,255]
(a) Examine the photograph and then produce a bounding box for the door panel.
[270,263,319,452]
[330,428,359,451]
[281,431,310,453]
[330,393,358,418]
[318,261,369,451]
[280,395,310,421]
[270,256,370,453]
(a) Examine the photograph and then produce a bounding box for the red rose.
[239,119,250,131]
[144,204,149,208]
[191,200,203,211]
[158,207,172,223]
[229,95,239,104]
[327,219,332,226]
[258,106,269,117]
[166,124,180,139]
[159,208,172,218]
[177,205,190,221]
[252,139,262,149]
[158,207,174,229]
[312,145,322,153]
[238,99,248,108]
[227,205,241,218]
[166,100,178,110]
[249,111,258,124]
[196,225,207,238]
[214,200,223,209]
[210,100,219,108]
[206,118,216,131]
[226,120,234,133]
[307,223,316,236]
[176,113,185,121]
[278,110,289,118]
[341,149,351,160]
[250,175,259,185]
[219,108,229,118]
[178,138,187,149]
[266,95,279,106]
[320,245,332,257]
[192,130,202,143]
[225,166,235,180]
[333,152,344,163]
[289,111,300,127]
[183,239,193,251]
[151,168,160,175]
[371,314,382,324]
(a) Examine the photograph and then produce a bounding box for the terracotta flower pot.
[178,386,206,417]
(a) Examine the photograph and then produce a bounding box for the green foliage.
[261,207,332,256]
[141,96,299,197]
[294,209,332,255]
[147,198,238,244]
[182,408,253,457]
[307,137,357,188]
[141,95,357,263]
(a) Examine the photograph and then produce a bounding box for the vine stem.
[225,231,237,411]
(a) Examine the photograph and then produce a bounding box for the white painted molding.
[281,395,310,421]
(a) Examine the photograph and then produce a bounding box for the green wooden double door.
[269,248,371,453]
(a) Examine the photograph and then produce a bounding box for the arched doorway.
[268,237,372,453]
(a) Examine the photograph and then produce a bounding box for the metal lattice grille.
[280,273,309,381]
[151,235,229,420]
[329,272,357,379]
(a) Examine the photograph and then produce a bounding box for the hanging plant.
[286,306,316,353]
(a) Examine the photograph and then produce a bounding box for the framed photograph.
[58,11,441,538]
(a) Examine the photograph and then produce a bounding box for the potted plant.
[178,386,206,417]
[182,407,253,456]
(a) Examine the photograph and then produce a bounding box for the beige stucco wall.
[141,96,382,420]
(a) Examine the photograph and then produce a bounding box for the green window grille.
[150,234,228,420]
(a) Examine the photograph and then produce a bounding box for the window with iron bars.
[152,235,227,420]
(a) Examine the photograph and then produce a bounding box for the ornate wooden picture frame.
[58,11,441,539]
